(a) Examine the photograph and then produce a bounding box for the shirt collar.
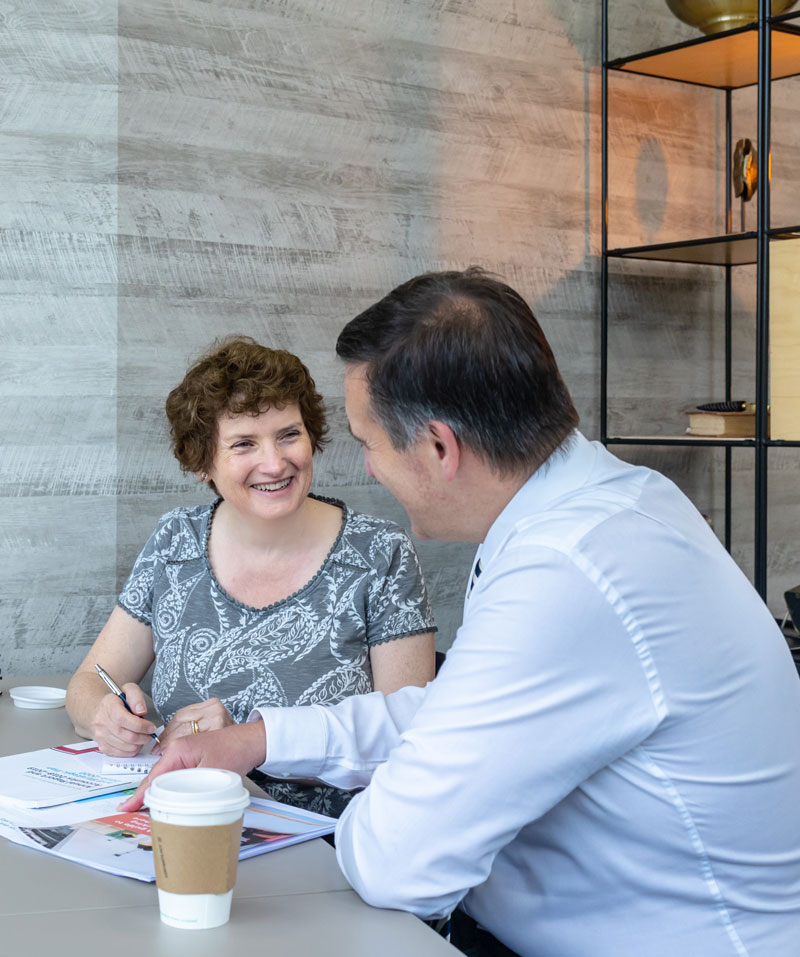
[480,431,599,566]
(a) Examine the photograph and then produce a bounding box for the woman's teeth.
[252,479,291,492]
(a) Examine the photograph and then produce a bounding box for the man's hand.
[151,697,234,755]
[118,720,267,812]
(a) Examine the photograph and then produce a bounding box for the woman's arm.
[369,631,436,695]
[65,605,157,754]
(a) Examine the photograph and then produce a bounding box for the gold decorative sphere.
[664,0,797,34]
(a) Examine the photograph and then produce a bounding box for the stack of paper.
[0,742,336,881]
[0,744,142,810]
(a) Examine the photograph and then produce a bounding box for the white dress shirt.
[251,432,800,956]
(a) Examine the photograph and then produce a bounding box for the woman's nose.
[257,444,284,472]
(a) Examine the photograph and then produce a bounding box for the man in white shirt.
[123,268,800,956]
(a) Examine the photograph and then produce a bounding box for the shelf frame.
[606,436,756,448]
[754,0,771,598]
[606,228,800,266]
[605,11,800,90]
[607,436,800,449]
[724,88,733,550]
[600,0,799,601]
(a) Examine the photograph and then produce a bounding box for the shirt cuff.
[246,705,328,780]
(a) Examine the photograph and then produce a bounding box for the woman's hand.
[153,698,234,754]
[66,608,156,745]
[92,683,158,756]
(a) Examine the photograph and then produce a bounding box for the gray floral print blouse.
[117,495,436,817]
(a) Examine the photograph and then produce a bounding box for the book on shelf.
[685,402,757,438]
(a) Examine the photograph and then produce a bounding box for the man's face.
[344,364,439,539]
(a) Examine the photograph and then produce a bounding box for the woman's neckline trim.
[201,494,348,614]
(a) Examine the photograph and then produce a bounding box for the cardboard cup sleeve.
[151,819,242,895]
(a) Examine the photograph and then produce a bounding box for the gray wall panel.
[3,0,798,675]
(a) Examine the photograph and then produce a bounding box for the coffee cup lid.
[145,768,249,815]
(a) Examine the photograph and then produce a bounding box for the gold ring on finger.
[190,719,200,734]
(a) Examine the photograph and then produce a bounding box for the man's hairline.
[340,356,558,479]
[343,358,424,454]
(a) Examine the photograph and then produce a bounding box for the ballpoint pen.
[95,663,161,744]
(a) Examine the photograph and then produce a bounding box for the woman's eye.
[281,430,300,440]
[233,441,253,449]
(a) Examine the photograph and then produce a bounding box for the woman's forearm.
[66,670,111,739]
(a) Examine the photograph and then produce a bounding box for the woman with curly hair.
[67,336,436,815]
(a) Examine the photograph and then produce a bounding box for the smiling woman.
[66,337,437,816]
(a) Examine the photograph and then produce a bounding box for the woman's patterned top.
[117,495,436,816]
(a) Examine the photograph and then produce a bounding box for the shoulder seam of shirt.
[498,472,661,563]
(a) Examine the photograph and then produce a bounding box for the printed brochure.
[0,796,336,881]
[0,743,141,809]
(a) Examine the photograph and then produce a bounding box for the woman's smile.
[206,405,315,523]
[251,477,293,493]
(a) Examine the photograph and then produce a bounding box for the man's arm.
[118,683,429,810]
[250,685,429,789]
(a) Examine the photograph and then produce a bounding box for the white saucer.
[9,686,67,709]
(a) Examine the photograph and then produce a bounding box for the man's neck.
[444,450,536,543]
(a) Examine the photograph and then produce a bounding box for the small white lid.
[9,686,67,709]
[145,768,249,815]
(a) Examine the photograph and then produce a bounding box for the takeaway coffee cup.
[145,768,250,929]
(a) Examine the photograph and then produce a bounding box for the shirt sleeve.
[249,684,429,790]
[364,525,437,646]
[332,544,662,918]
[117,510,182,625]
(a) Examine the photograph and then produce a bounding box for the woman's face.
[205,403,314,523]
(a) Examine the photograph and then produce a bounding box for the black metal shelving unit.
[601,2,800,601]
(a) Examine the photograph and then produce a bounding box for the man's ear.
[426,421,461,481]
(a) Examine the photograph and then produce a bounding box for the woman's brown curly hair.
[166,336,328,486]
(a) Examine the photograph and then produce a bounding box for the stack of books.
[684,401,757,438]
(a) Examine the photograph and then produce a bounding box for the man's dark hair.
[336,267,579,475]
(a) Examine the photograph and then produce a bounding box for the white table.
[0,676,458,956]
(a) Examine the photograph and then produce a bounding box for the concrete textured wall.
[2,0,798,675]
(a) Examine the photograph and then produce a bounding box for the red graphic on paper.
[52,744,101,755]
[95,812,152,835]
